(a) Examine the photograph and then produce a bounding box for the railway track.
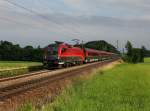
[0,59,119,101]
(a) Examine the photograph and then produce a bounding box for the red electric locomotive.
[43,42,84,67]
[43,42,116,68]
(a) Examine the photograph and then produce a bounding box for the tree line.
[0,41,43,62]
[0,40,150,63]
[0,40,120,62]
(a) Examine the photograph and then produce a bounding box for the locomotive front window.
[47,44,58,55]
[52,47,57,55]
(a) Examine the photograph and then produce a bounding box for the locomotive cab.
[43,44,60,67]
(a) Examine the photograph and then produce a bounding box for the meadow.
[0,61,43,78]
[19,59,150,111]
[0,61,42,69]
[144,58,150,63]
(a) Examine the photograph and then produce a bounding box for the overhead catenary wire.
[1,0,89,41]
[0,15,73,38]
[3,0,53,22]
[3,0,84,36]
[40,0,84,36]
[0,15,42,28]
[0,1,59,31]
[33,0,86,36]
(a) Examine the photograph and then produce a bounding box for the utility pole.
[122,48,125,55]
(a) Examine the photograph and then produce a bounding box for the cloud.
[63,0,81,5]
[62,0,150,19]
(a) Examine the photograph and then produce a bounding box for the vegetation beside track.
[0,61,43,78]
[144,58,150,63]
[19,58,150,111]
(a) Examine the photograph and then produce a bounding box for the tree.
[132,48,142,63]
[125,41,133,57]
[124,41,145,63]
[141,46,146,62]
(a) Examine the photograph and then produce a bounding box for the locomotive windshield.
[47,44,58,55]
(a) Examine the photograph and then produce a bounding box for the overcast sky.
[0,0,150,50]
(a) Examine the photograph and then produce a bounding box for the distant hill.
[84,40,119,54]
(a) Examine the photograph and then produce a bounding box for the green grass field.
[0,61,42,70]
[144,58,150,63]
[0,61,43,78]
[19,59,150,111]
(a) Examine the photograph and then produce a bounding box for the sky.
[0,0,150,50]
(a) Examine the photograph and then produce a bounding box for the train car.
[84,48,102,63]
[84,49,115,63]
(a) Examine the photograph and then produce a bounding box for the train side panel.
[58,44,85,66]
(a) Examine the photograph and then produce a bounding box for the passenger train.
[43,42,117,68]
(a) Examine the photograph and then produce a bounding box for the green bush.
[124,41,144,64]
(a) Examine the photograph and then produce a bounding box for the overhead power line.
[3,0,56,23]
[2,0,66,33]
[0,16,30,26]
[3,0,73,30]
[37,0,82,29]
[0,16,55,31]
[2,0,86,37]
